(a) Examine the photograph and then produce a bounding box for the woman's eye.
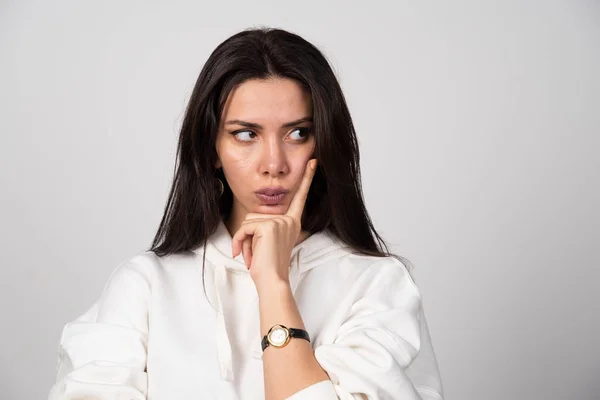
[289,127,312,141]
[231,127,312,142]
[232,130,256,142]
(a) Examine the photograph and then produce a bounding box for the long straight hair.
[148,27,397,265]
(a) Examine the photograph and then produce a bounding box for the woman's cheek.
[222,152,254,188]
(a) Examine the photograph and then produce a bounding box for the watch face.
[268,326,290,347]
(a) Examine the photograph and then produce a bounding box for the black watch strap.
[261,327,311,351]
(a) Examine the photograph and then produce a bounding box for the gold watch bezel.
[266,324,291,348]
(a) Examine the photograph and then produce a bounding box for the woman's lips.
[255,192,287,205]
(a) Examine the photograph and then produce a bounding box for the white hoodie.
[48,219,444,399]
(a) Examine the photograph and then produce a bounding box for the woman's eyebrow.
[225,117,313,129]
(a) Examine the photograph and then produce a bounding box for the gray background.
[1,1,599,399]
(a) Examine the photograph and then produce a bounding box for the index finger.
[286,158,317,221]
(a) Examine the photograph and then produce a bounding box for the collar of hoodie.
[192,219,353,382]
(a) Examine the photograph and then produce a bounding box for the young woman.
[49,28,444,400]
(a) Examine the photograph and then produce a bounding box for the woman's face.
[215,77,315,223]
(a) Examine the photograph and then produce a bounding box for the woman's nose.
[260,138,289,177]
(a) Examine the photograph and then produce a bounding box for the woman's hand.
[231,159,317,291]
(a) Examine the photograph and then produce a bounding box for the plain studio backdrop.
[1,1,598,399]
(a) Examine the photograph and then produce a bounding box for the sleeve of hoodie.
[286,257,444,400]
[47,256,151,400]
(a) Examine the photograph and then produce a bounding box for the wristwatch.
[261,324,311,351]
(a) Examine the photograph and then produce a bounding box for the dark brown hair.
[148,27,394,261]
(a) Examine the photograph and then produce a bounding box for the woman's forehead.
[221,78,312,125]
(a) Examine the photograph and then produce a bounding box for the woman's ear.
[215,158,222,169]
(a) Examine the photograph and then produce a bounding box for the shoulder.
[300,252,421,306]
[347,253,415,277]
[345,254,420,297]
[104,250,159,287]
[105,248,199,287]
[313,252,417,287]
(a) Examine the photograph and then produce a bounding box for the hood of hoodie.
[192,219,354,384]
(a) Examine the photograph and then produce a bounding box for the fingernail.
[311,159,317,170]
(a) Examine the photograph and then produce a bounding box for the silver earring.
[216,179,224,197]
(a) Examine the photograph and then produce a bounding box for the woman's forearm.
[258,279,330,400]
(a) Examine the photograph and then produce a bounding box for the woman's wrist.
[257,278,304,337]
[254,269,291,297]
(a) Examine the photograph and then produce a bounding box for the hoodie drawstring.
[214,264,235,381]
